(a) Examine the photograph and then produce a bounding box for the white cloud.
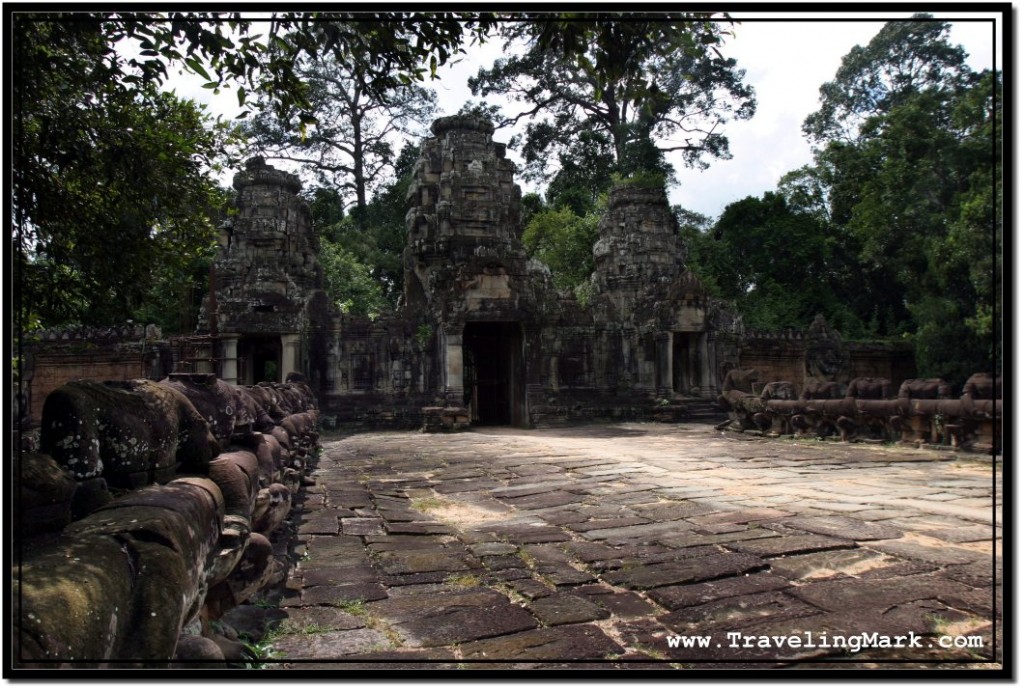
[667,14,1000,218]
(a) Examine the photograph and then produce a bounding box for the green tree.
[318,242,388,318]
[794,16,1000,382]
[13,18,239,327]
[803,14,972,144]
[245,51,437,220]
[522,205,603,299]
[692,193,865,333]
[543,128,618,215]
[313,142,420,311]
[470,14,756,183]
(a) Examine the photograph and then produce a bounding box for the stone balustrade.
[716,373,1002,454]
[13,374,320,667]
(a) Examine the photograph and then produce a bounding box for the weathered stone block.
[15,452,76,537]
[15,478,224,664]
[604,552,767,590]
[40,379,219,487]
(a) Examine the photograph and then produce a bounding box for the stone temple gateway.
[196,115,912,429]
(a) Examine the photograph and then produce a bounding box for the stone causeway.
[222,422,1002,671]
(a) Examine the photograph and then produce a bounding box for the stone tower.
[401,115,554,424]
[198,157,324,384]
[588,184,715,396]
[591,184,686,324]
[403,114,525,311]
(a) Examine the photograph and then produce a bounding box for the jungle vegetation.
[11,13,1001,382]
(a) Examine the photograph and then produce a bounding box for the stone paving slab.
[781,516,904,541]
[459,624,626,660]
[272,628,395,659]
[647,573,793,611]
[659,590,824,634]
[603,552,767,590]
[526,594,610,625]
[265,423,1001,671]
[765,548,899,581]
[275,606,366,632]
[725,534,857,558]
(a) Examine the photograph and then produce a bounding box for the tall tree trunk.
[352,109,367,227]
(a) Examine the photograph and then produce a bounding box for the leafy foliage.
[318,241,388,318]
[695,15,1001,385]
[13,17,238,328]
[803,14,972,144]
[522,205,602,297]
[470,14,756,183]
[309,142,419,314]
[690,192,867,333]
[244,48,437,217]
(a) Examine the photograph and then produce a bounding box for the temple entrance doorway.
[241,336,281,385]
[673,332,702,395]
[463,321,525,426]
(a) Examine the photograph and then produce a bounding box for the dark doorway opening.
[463,321,525,426]
[673,332,701,395]
[242,336,281,384]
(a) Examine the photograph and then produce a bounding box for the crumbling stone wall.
[737,315,916,398]
[20,324,173,428]
[311,118,922,430]
[13,374,319,667]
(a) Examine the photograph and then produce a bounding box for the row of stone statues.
[716,370,1002,453]
[15,372,319,666]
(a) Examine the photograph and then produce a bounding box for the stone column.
[706,332,719,396]
[280,333,301,383]
[656,332,673,397]
[443,329,464,405]
[194,341,214,374]
[220,336,239,385]
[699,331,715,398]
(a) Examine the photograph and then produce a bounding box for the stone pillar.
[220,336,239,385]
[194,341,214,374]
[699,331,715,398]
[656,332,673,397]
[706,332,719,397]
[444,330,464,405]
[281,333,301,383]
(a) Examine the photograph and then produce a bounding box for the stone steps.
[679,398,725,422]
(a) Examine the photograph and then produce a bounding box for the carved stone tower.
[592,185,686,324]
[589,184,714,396]
[198,157,324,384]
[402,115,553,424]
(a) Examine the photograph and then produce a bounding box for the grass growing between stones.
[336,599,367,616]
[488,582,527,605]
[330,598,404,648]
[278,621,334,636]
[363,613,405,648]
[239,629,284,669]
[445,573,482,588]
[410,496,451,512]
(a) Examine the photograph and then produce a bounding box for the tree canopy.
[470,13,756,182]
[685,15,1001,384]
[244,49,437,219]
[803,14,972,144]
[11,11,494,331]
[13,17,237,328]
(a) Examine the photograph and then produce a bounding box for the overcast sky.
[172,10,1002,220]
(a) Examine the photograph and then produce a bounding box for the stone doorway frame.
[460,321,526,427]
